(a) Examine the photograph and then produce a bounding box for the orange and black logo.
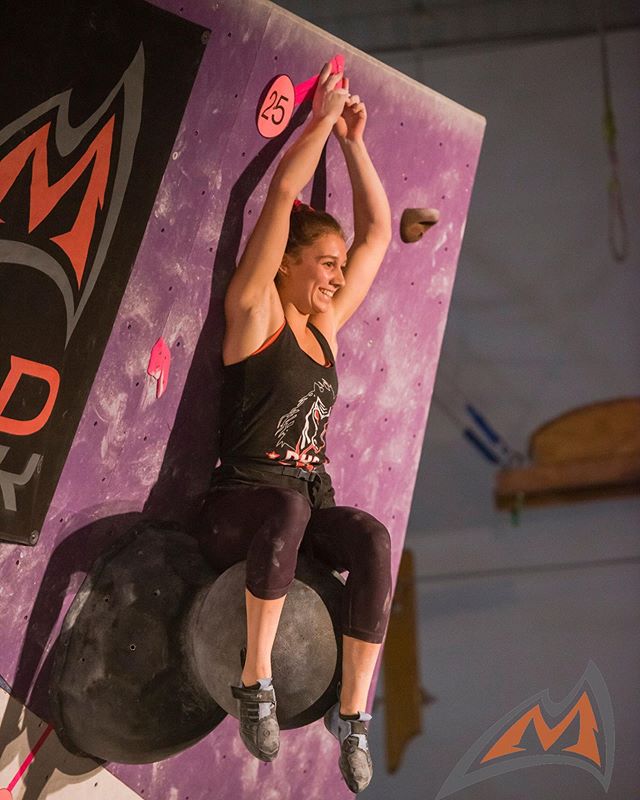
[0,0,207,545]
[436,661,614,798]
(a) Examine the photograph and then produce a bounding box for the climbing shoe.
[324,701,373,793]
[230,678,280,761]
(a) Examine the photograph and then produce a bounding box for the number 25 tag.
[256,74,295,139]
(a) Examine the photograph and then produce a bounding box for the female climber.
[196,61,393,794]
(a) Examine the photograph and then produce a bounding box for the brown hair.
[284,202,345,261]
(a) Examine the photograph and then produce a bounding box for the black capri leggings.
[195,478,392,644]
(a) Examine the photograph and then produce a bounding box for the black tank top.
[219,319,339,470]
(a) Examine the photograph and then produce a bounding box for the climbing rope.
[597,0,628,263]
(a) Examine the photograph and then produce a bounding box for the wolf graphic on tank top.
[268,378,336,467]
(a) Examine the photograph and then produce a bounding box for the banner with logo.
[0,0,208,544]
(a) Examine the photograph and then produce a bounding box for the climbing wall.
[0,0,485,797]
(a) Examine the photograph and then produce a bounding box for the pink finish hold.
[293,53,344,105]
[147,337,171,399]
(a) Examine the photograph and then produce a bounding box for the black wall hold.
[186,554,345,730]
[49,521,224,763]
[49,520,347,762]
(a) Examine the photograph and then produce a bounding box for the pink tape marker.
[257,54,345,139]
[2,723,54,799]
[147,337,171,399]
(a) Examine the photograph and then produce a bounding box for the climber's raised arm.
[226,63,348,312]
[330,83,392,330]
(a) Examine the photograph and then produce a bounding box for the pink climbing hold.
[147,337,171,399]
[0,789,13,800]
[293,53,345,106]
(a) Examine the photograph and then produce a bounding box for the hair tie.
[292,199,315,212]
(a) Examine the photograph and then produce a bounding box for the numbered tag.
[256,74,295,139]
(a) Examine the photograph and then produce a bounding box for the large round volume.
[185,554,345,729]
[49,520,226,763]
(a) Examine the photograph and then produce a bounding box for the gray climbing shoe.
[230,678,280,761]
[324,701,373,793]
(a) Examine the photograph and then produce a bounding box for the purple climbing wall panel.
[0,0,485,797]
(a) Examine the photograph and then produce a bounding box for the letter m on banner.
[0,0,208,545]
[436,661,615,799]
